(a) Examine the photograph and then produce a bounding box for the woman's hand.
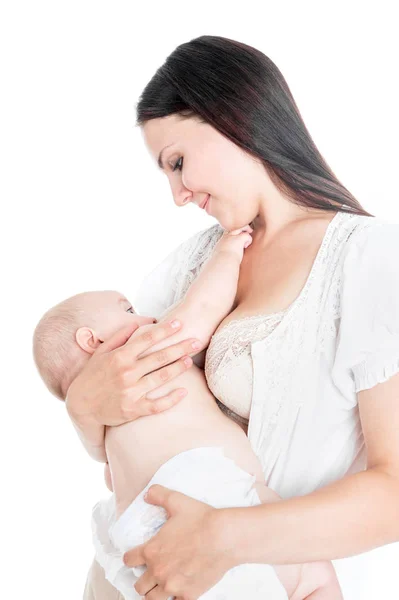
[66,320,199,427]
[123,485,236,600]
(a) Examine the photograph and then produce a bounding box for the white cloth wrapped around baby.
[91,446,288,599]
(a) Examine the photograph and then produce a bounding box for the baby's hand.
[214,225,253,261]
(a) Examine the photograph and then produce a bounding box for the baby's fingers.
[229,225,253,235]
[244,236,253,249]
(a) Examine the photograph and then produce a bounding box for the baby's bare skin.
[106,362,268,513]
[105,227,258,515]
[32,225,340,597]
[104,227,342,599]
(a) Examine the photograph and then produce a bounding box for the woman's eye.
[172,157,183,172]
[126,307,134,314]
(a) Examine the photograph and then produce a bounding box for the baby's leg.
[255,486,343,599]
[286,562,343,599]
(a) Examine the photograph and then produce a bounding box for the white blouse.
[134,211,399,502]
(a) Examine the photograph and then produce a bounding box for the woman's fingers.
[95,322,141,355]
[133,568,158,596]
[123,320,183,358]
[143,387,189,415]
[140,354,193,398]
[135,339,196,379]
[75,320,198,425]
[146,584,170,600]
[117,355,192,421]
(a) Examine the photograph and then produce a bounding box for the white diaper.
[91,446,288,599]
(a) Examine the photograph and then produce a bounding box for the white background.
[1,1,398,598]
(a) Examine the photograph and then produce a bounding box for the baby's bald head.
[32,290,155,400]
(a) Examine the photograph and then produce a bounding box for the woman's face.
[142,114,268,231]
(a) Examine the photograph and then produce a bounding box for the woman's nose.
[172,186,192,207]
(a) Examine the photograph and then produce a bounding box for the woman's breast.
[205,311,287,420]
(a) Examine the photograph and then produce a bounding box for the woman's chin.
[211,208,248,232]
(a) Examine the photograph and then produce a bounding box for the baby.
[33,226,343,600]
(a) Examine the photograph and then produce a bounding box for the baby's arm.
[136,226,253,376]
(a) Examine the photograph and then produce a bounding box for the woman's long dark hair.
[136,35,373,217]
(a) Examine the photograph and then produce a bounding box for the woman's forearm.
[226,467,399,565]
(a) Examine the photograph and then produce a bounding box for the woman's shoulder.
[332,213,399,393]
[336,213,399,313]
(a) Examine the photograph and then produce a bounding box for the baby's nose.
[140,316,157,325]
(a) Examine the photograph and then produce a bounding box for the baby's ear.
[75,326,102,354]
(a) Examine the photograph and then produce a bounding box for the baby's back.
[105,364,265,517]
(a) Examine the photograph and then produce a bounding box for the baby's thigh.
[248,486,340,598]
[272,563,303,599]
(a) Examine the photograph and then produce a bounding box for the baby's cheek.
[104,463,113,492]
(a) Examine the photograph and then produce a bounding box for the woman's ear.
[75,326,102,354]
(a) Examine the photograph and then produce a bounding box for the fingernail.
[192,341,201,349]
[170,320,180,328]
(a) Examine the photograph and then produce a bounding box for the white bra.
[205,309,288,421]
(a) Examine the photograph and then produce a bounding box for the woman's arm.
[122,372,399,599]
[225,372,399,565]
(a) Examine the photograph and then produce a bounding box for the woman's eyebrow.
[158,143,175,170]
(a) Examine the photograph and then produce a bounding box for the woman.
[75,35,399,598]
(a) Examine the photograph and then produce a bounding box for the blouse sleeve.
[332,221,399,394]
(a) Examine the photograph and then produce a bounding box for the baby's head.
[32,290,156,401]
